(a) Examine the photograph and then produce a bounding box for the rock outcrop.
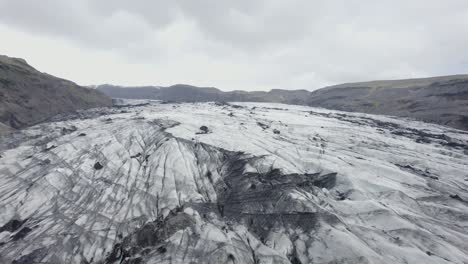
[0,55,112,131]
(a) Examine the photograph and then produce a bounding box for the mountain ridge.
[2,53,467,131]
[323,74,468,89]
[97,74,468,130]
[0,55,112,132]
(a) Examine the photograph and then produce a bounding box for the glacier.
[0,101,467,264]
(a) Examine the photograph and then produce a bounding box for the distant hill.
[0,55,112,131]
[97,84,310,104]
[324,75,468,89]
[308,75,468,131]
[98,74,468,131]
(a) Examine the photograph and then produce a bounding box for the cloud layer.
[1,0,468,90]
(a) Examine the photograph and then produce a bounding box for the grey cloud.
[0,0,467,90]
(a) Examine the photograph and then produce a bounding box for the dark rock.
[61,126,78,135]
[157,246,167,254]
[450,194,464,202]
[214,101,229,106]
[40,159,51,165]
[130,153,142,159]
[416,137,431,144]
[112,100,150,108]
[42,145,56,152]
[312,172,337,189]
[0,218,27,233]
[257,122,269,130]
[198,126,209,134]
[273,129,280,134]
[94,162,104,170]
[11,227,32,241]
[206,171,214,184]
[336,191,347,201]
[395,164,439,180]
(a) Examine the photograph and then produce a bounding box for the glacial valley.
[0,101,467,264]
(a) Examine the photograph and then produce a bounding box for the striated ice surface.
[0,101,467,264]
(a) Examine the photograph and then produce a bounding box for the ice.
[0,101,467,263]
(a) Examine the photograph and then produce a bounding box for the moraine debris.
[256,122,269,130]
[197,125,210,134]
[94,162,104,170]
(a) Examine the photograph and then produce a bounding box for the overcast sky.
[1,0,468,91]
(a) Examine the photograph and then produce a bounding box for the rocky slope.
[0,55,112,131]
[1,101,467,263]
[97,75,468,130]
[308,75,468,131]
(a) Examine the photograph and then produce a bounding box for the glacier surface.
[0,101,467,264]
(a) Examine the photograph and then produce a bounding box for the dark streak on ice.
[0,218,28,233]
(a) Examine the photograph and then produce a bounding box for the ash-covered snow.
[0,101,467,264]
